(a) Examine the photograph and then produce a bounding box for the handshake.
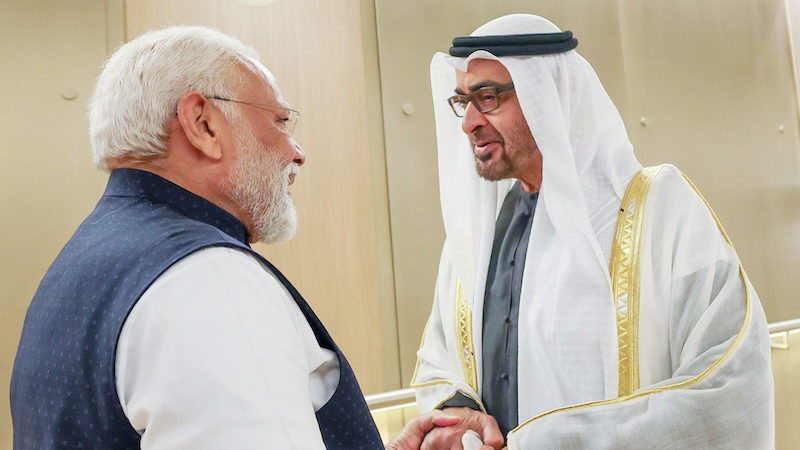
[387,407,504,450]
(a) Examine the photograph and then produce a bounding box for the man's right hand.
[420,407,504,450]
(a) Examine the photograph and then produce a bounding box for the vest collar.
[104,168,250,244]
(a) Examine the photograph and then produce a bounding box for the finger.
[389,413,446,450]
[479,421,504,449]
[432,415,460,427]
[417,411,460,434]
[421,427,467,450]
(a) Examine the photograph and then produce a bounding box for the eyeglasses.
[208,95,300,134]
[447,82,515,117]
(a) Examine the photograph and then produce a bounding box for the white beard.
[226,124,299,244]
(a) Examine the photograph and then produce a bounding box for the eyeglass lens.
[284,110,299,134]
[449,87,501,117]
[207,96,299,134]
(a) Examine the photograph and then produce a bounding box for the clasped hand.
[387,407,504,450]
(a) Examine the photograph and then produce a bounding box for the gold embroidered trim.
[409,317,432,386]
[409,379,453,389]
[410,379,488,413]
[510,168,753,435]
[454,279,478,393]
[411,280,486,413]
[609,166,661,397]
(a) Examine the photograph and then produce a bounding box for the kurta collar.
[104,168,250,245]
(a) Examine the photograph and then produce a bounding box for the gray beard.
[226,125,298,244]
[475,151,514,181]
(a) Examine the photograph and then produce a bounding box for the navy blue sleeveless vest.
[11,169,383,449]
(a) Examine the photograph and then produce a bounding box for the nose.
[292,138,306,166]
[461,101,489,135]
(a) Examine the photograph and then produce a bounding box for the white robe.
[412,14,773,448]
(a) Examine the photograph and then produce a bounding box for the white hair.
[89,25,267,170]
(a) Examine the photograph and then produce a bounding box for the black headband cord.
[448,31,578,57]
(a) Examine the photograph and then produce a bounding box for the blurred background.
[2,0,800,447]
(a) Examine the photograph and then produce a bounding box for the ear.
[175,92,225,161]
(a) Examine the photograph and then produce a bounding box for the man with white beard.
[11,25,459,449]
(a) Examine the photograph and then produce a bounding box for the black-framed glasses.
[447,82,515,117]
[208,95,300,134]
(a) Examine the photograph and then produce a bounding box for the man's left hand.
[385,410,460,450]
[419,407,504,450]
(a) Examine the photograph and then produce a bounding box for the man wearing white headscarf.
[412,14,774,449]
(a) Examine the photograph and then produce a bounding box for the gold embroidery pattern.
[609,166,661,397]
[409,318,431,386]
[411,279,486,412]
[454,279,478,393]
[510,168,753,435]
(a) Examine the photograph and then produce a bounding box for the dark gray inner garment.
[482,181,537,438]
[439,181,538,440]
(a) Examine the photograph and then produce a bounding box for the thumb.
[478,422,504,449]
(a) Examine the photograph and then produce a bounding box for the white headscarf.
[431,14,643,414]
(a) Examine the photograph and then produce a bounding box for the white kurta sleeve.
[412,241,486,413]
[115,247,327,449]
[507,168,774,448]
